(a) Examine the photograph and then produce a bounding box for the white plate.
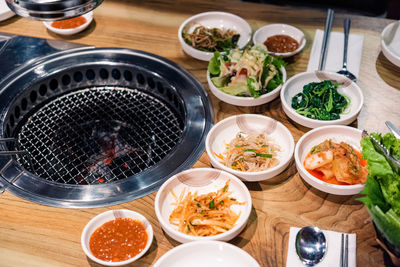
[154,168,252,243]
[178,11,252,61]
[153,240,260,267]
[280,71,363,128]
[207,66,286,106]
[295,125,365,195]
[81,209,153,266]
[43,11,93,35]
[0,0,14,22]
[381,21,400,67]
[206,114,295,182]
[253,24,306,58]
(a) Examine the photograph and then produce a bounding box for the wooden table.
[1,1,399,266]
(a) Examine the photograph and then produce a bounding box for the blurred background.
[244,0,400,19]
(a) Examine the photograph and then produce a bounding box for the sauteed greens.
[291,80,350,120]
[208,44,285,98]
[359,133,400,249]
[183,25,240,52]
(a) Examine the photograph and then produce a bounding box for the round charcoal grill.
[0,47,213,208]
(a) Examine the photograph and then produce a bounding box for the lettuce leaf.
[208,51,221,76]
[247,76,261,98]
[219,82,250,96]
[359,135,400,249]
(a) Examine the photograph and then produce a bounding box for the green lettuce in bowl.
[358,133,400,250]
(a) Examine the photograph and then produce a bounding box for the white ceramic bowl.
[381,21,400,67]
[43,11,93,35]
[154,168,252,243]
[206,114,295,182]
[253,24,306,57]
[153,240,260,267]
[295,125,365,195]
[207,66,286,106]
[280,71,363,128]
[81,209,153,266]
[178,11,252,61]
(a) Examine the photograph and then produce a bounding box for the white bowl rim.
[280,70,364,126]
[294,125,365,190]
[81,209,154,266]
[153,240,260,267]
[253,23,306,57]
[205,114,295,177]
[178,11,252,60]
[154,167,252,242]
[43,11,93,35]
[207,65,287,102]
[380,21,400,66]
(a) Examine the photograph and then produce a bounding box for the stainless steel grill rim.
[0,45,214,208]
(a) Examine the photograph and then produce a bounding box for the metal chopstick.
[318,8,335,70]
[340,233,344,267]
[344,234,349,267]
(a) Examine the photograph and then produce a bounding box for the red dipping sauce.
[89,218,148,262]
[51,16,86,29]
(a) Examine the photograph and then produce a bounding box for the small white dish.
[81,209,153,266]
[153,240,260,267]
[253,24,306,58]
[43,11,93,36]
[206,114,295,182]
[295,125,365,195]
[0,0,14,22]
[178,11,252,61]
[207,66,286,106]
[381,21,400,68]
[280,71,363,129]
[154,168,252,243]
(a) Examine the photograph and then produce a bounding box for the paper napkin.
[307,29,364,77]
[286,227,356,267]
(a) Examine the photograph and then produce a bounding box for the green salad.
[358,133,400,248]
[208,44,286,98]
[291,80,350,120]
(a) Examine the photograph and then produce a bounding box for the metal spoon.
[295,226,327,266]
[337,18,357,82]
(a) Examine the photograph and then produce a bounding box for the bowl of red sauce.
[253,24,306,58]
[43,11,93,36]
[294,125,367,195]
[81,209,153,266]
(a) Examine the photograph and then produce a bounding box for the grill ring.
[0,48,213,208]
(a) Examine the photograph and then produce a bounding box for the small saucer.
[253,23,306,58]
[43,11,93,36]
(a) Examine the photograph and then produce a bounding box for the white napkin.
[286,227,356,267]
[307,29,364,77]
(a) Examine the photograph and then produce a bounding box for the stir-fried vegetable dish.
[208,44,285,98]
[291,80,350,120]
[183,25,240,52]
[215,132,280,172]
[169,181,244,236]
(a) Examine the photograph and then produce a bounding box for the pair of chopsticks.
[318,8,334,70]
[340,233,349,267]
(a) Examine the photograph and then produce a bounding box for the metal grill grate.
[15,86,184,185]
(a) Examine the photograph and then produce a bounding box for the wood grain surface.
[0,0,399,266]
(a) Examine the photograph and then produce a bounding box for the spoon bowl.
[337,68,357,82]
[295,226,327,266]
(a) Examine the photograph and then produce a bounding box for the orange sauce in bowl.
[89,218,148,262]
[51,16,86,29]
[304,150,367,185]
